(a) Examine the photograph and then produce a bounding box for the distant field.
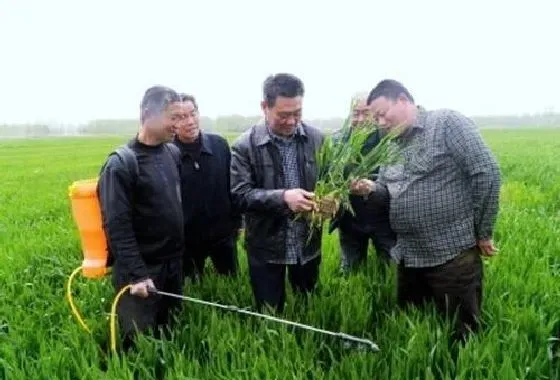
[1,129,559,379]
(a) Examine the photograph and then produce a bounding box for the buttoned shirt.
[378,108,501,267]
[267,125,315,265]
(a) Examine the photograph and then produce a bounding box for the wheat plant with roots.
[299,101,403,241]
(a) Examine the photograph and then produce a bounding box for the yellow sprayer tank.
[68,178,108,279]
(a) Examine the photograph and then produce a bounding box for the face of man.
[175,100,200,143]
[351,98,373,129]
[368,94,411,133]
[144,101,184,143]
[262,95,303,137]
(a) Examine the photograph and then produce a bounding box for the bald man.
[329,92,396,274]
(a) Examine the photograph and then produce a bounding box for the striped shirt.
[378,108,501,268]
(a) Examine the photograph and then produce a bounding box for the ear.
[260,100,268,113]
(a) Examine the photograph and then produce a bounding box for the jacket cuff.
[276,189,290,213]
[127,261,150,283]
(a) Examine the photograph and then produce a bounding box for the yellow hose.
[66,266,91,334]
[109,284,132,354]
[66,265,134,354]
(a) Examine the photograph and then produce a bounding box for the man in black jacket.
[173,93,241,281]
[330,92,396,275]
[230,73,325,312]
[97,85,185,350]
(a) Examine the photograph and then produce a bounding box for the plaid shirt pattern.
[267,125,313,265]
[378,108,501,268]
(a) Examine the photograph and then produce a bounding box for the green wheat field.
[1,128,559,379]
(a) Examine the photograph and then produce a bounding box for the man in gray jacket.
[230,73,325,312]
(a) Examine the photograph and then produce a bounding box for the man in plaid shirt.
[351,79,501,342]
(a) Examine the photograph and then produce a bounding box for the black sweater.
[98,137,184,282]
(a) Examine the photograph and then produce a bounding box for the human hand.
[477,239,498,257]
[349,179,376,196]
[283,189,316,212]
[130,278,156,298]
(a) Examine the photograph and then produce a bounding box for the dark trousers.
[183,233,238,281]
[248,254,321,313]
[338,221,395,273]
[112,257,184,351]
[397,247,483,343]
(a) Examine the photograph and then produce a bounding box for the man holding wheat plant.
[230,73,325,313]
[351,79,501,343]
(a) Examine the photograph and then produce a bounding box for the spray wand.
[67,267,380,354]
[148,288,380,352]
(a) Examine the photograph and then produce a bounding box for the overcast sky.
[0,0,558,124]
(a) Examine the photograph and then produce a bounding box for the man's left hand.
[477,239,498,257]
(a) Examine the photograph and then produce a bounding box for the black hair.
[178,93,199,110]
[366,79,415,105]
[263,73,305,107]
[140,85,180,123]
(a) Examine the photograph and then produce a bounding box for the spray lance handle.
[129,278,157,298]
[147,283,157,293]
[147,285,158,295]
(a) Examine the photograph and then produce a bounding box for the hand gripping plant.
[299,100,403,237]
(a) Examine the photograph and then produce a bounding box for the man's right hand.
[283,189,316,212]
[349,179,376,196]
[130,278,156,298]
[477,239,499,257]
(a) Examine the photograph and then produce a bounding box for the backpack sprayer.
[66,176,380,355]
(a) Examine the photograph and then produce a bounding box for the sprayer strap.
[113,145,139,180]
[111,143,180,182]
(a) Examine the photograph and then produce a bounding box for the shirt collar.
[174,131,213,155]
[254,121,306,146]
[267,123,305,143]
[199,132,214,154]
[410,106,427,130]
[397,106,427,140]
